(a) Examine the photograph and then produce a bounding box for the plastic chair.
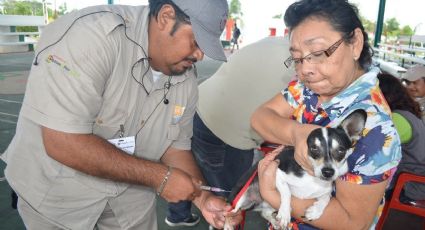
[376,172,425,230]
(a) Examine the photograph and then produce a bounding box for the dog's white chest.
[277,170,332,199]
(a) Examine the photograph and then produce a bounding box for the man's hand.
[199,195,242,229]
[159,167,202,203]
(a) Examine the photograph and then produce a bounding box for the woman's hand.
[258,146,284,208]
[291,124,319,175]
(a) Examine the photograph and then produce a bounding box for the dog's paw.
[304,204,324,221]
[276,208,291,229]
[222,223,233,230]
[223,216,234,230]
[268,211,281,229]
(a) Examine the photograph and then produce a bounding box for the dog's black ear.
[339,109,367,142]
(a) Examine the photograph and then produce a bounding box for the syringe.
[199,185,231,193]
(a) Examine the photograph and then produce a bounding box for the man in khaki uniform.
[1,0,241,229]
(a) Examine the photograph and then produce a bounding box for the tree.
[383,17,400,40]
[0,0,44,32]
[0,0,67,20]
[57,2,66,15]
[400,25,413,36]
[229,0,242,19]
[272,13,282,19]
[360,15,376,35]
[1,0,43,15]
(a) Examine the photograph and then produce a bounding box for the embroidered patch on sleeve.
[172,105,185,124]
[45,54,80,77]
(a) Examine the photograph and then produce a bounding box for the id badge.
[108,136,135,155]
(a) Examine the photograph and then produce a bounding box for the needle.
[199,185,231,193]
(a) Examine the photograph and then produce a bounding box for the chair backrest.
[376,172,425,230]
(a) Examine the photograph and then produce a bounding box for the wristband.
[156,166,172,196]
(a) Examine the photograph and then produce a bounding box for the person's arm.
[251,93,318,172]
[258,155,387,229]
[41,127,197,203]
[161,147,242,228]
[392,112,412,144]
[290,180,387,230]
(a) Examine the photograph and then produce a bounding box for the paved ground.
[0,51,423,230]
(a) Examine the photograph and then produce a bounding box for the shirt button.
[96,118,103,124]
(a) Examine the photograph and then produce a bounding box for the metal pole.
[374,0,386,47]
[409,23,423,48]
[42,0,48,24]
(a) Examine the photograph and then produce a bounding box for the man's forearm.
[42,127,166,189]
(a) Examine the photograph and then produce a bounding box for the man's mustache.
[183,57,197,63]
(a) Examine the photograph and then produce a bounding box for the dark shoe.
[11,190,18,209]
[165,213,200,227]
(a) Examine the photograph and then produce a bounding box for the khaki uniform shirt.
[1,5,197,229]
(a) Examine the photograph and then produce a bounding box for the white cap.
[403,65,425,81]
[172,0,228,62]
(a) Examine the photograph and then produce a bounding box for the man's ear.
[156,4,176,30]
[340,109,367,142]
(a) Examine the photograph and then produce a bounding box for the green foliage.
[360,15,376,34]
[58,2,67,15]
[0,0,44,32]
[1,0,43,16]
[384,17,400,37]
[400,25,413,36]
[229,0,241,19]
[0,0,67,20]
[359,15,415,42]
[273,13,282,19]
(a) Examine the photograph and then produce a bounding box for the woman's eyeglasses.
[284,36,346,69]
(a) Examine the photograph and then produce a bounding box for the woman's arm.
[291,179,388,230]
[258,156,388,230]
[251,93,300,145]
[251,93,319,172]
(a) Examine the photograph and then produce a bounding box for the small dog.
[224,110,367,230]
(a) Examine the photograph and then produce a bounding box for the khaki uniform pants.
[18,197,156,230]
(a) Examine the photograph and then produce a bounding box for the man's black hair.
[148,0,191,36]
[284,0,373,70]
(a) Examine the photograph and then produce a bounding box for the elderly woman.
[251,0,401,229]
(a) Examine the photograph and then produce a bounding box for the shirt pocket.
[167,124,181,141]
[92,110,127,140]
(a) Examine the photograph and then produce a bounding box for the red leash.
[231,142,279,230]
[231,169,258,230]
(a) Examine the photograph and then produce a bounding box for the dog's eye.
[310,146,320,159]
[337,147,346,154]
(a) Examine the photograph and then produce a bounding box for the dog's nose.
[321,168,335,178]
